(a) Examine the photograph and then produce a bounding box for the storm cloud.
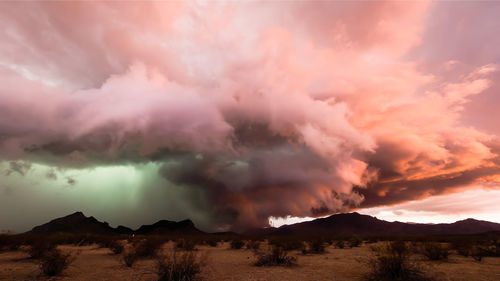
[0,1,499,231]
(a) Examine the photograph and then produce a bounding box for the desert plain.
[1,241,499,281]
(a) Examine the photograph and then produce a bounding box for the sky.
[0,1,500,233]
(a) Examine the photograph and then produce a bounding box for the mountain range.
[29,212,202,235]
[27,211,500,237]
[260,212,500,236]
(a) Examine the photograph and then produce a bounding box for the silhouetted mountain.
[135,219,204,235]
[115,225,134,235]
[255,212,500,236]
[29,212,117,234]
[28,212,203,235]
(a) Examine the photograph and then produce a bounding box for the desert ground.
[0,241,499,281]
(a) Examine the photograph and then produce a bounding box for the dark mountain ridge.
[261,212,500,237]
[27,211,500,237]
[135,219,203,235]
[30,212,119,234]
[28,212,203,235]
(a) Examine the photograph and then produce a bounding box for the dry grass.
[0,241,500,280]
[156,249,207,281]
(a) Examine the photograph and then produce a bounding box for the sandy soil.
[0,242,499,281]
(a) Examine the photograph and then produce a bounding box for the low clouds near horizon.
[0,1,500,232]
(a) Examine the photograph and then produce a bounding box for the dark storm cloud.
[0,1,499,231]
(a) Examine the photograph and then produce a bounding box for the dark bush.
[39,248,74,276]
[478,240,500,257]
[254,246,297,267]
[134,237,164,258]
[28,240,56,259]
[122,250,138,267]
[206,239,218,247]
[0,234,21,251]
[493,240,500,256]
[246,240,260,250]
[176,239,196,251]
[365,241,433,281]
[366,237,380,244]
[471,249,483,262]
[470,245,489,262]
[230,239,245,249]
[452,240,472,257]
[157,250,206,281]
[421,242,449,261]
[96,236,113,248]
[303,239,325,254]
[348,236,363,248]
[335,240,345,249]
[108,240,124,255]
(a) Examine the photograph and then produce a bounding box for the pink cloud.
[0,1,499,229]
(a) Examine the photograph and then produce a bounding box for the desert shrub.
[95,236,125,254]
[471,246,484,262]
[366,237,380,244]
[452,240,472,257]
[478,240,500,257]
[157,250,206,281]
[421,242,449,261]
[176,239,196,251]
[246,240,260,250]
[365,241,433,281]
[108,240,124,255]
[134,237,164,258]
[39,248,74,276]
[348,236,363,248]
[0,234,9,250]
[122,250,138,267]
[470,244,491,262]
[0,234,21,251]
[230,239,245,249]
[206,239,218,247]
[492,240,500,256]
[303,239,325,254]
[254,246,297,267]
[96,236,113,248]
[335,240,345,249]
[28,240,56,259]
[457,247,471,257]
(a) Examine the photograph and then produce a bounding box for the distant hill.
[135,219,204,235]
[28,212,204,235]
[251,212,500,237]
[29,212,120,234]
